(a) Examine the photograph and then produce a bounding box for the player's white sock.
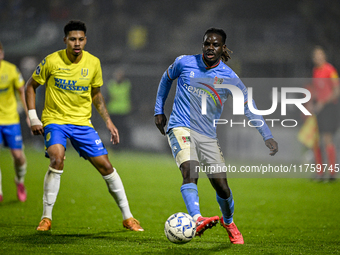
[41,167,63,220]
[103,169,133,220]
[193,214,202,222]
[0,168,3,195]
[14,162,27,184]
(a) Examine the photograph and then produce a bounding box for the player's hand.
[155,114,167,135]
[265,138,278,156]
[30,118,44,136]
[107,121,120,144]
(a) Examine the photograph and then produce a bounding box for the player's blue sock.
[180,183,200,218]
[216,189,234,224]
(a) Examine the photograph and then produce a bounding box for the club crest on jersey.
[46,132,51,142]
[36,66,41,75]
[81,68,89,77]
[213,76,224,85]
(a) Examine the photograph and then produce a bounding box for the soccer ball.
[164,212,196,244]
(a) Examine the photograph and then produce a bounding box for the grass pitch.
[0,146,339,254]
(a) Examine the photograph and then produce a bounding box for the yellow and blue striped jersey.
[0,60,25,125]
[32,49,103,127]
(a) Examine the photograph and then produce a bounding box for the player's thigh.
[167,127,199,168]
[0,124,23,149]
[70,125,108,159]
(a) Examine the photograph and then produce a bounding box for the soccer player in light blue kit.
[154,28,278,244]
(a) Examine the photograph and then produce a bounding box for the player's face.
[64,31,87,58]
[312,49,326,67]
[202,33,226,66]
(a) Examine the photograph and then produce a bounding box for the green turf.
[0,146,340,254]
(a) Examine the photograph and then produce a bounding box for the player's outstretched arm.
[155,114,167,136]
[91,87,119,144]
[265,138,278,156]
[25,77,44,135]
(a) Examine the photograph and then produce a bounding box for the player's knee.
[180,162,198,184]
[99,161,114,175]
[49,156,64,170]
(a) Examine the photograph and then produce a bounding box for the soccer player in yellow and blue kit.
[0,42,29,202]
[25,20,143,232]
[155,28,278,244]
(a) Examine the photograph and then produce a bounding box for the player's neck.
[66,50,83,64]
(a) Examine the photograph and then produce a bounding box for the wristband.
[28,109,39,121]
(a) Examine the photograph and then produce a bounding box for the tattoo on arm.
[92,88,110,123]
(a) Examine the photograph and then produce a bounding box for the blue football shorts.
[0,124,23,149]
[44,124,108,159]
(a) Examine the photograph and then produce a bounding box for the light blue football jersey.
[154,54,273,140]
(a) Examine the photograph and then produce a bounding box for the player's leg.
[2,124,27,201]
[208,172,243,244]
[179,160,200,219]
[0,166,2,202]
[0,127,3,201]
[87,154,143,231]
[168,127,219,236]
[200,135,243,244]
[10,149,27,202]
[37,124,67,231]
[323,133,337,180]
[70,125,143,231]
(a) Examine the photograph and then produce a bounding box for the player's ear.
[63,37,67,44]
[222,44,226,51]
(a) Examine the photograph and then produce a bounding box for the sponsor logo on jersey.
[0,87,9,93]
[81,68,89,77]
[54,78,89,92]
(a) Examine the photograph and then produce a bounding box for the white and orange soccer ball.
[164,212,196,244]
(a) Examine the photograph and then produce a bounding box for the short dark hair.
[203,28,227,44]
[64,20,87,37]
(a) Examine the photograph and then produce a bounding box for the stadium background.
[1,0,340,163]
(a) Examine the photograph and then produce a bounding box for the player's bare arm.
[265,138,278,156]
[155,114,167,136]
[17,85,30,128]
[91,87,119,144]
[25,77,44,135]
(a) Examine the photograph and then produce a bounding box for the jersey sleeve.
[329,65,339,88]
[237,78,274,141]
[154,56,184,115]
[91,58,103,87]
[13,67,25,89]
[32,57,49,85]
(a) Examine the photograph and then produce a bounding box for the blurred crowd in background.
[1,0,340,161]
